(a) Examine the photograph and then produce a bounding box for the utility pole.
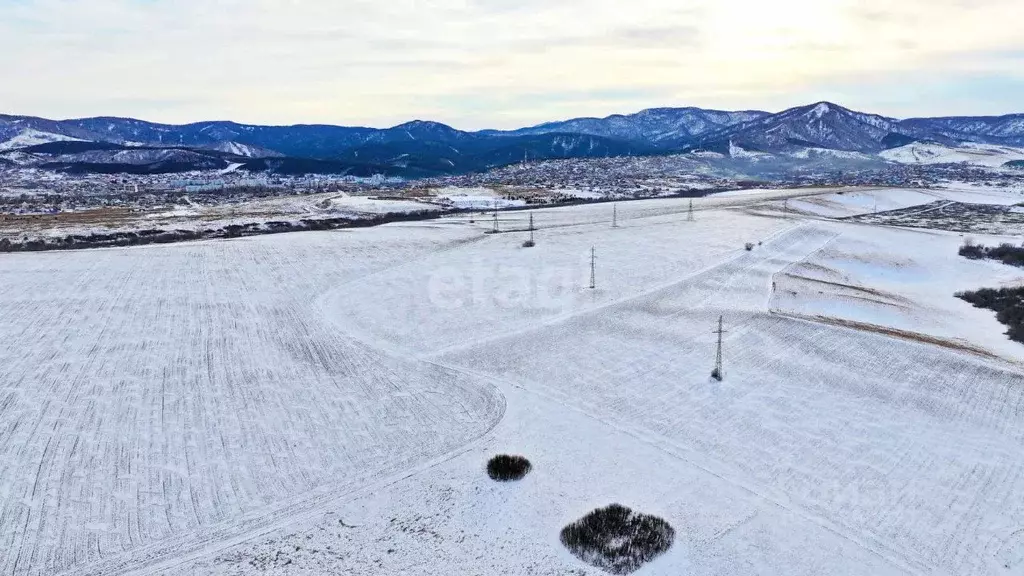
[612,203,619,228]
[492,200,500,234]
[688,198,695,222]
[589,247,597,290]
[712,315,726,381]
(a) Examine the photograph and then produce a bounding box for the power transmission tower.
[612,203,619,228]
[589,247,597,290]
[492,200,500,233]
[688,198,695,222]
[711,315,726,381]
[524,212,536,247]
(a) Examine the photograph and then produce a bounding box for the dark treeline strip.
[0,209,442,253]
[957,286,1024,343]
[959,241,1024,267]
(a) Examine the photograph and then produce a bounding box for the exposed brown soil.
[776,311,999,359]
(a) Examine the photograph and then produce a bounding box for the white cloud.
[1,0,1022,128]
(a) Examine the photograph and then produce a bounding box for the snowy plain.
[2,186,1024,575]
[880,142,1024,167]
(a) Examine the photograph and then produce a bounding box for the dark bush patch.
[959,242,1024,267]
[959,243,985,260]
[486,455,532,481]
[957,286,1024,343]
[560,504,675,575]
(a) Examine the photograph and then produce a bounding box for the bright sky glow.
[1,0,1022,128]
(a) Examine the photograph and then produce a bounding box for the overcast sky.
[1,0,1022,129]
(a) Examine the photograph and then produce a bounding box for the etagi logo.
[426,253,596,313]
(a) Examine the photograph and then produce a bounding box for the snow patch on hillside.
[0,128,84,151]
[881,142,1024,167]
[728,140,772,160]
[211,141,281,158]
[788,147,875,161]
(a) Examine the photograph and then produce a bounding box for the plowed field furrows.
[0,229,504,576]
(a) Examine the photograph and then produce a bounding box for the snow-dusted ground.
[770,223,1024,359]
[3,186,1024,575]
[3,192,439,241]
[0,228,503,576]
[881,142,1024,167]
[747,185,1024,220]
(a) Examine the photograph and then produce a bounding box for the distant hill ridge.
[2,102,1023,176]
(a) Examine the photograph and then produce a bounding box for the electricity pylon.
[589,247,597,290]
[712,315,726,381]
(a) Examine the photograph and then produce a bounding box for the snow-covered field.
[881,142,1024,167]
[747,185,1024,220]
[3,186,1024,575]
[0,228,503,576]
[2,192,439,242]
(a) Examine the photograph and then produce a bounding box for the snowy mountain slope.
[210,141,285,158]
[59,148,229,165]
[0,150,44,166]
[693,102,938,153]
[335,132,649,176]
[880,141,1024,167]
[497,107,768,146]
[728,140,774,160]
[0,114,110,146]
[3,102,1024,176]
[380,120,476,143]
[58,117,375,158]
[901,114,1024,146]
[0,128,85,151]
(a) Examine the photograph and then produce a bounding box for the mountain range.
[2,102,1023,177]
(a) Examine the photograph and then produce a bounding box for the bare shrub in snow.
[959,241,985,260]
[486,455,532,481]
[958,241,1024,266]
[560,504,675,574]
